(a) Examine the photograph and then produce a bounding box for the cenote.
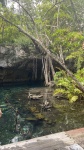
[0,84,84,145]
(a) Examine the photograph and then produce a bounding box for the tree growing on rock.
[0,0,84,94]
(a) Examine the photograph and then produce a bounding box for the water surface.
[0,85,84,145]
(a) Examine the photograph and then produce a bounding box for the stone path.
[0,128,84,150]
[66,128,84,149]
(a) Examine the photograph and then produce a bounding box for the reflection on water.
[0,85,84,145]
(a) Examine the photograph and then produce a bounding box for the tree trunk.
[45,57,49,85]
[48,56,55,79]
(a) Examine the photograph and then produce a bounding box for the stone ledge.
[0,128,84,150]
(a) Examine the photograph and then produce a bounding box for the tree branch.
[43,0,65,17]
[13,0,35,26]
[69,0,81,30]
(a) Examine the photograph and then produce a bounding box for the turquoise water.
[0,85,84,145]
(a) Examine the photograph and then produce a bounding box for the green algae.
[25,117,37,121]
[29,106,39,113]
[34,113,44,120]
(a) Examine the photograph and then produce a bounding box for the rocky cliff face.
[0,46,43,84]
[0,46,26,67]
[0,46,74,85]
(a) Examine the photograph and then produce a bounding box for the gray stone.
[66,144,84,150]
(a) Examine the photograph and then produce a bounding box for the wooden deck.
[0,128,84,150]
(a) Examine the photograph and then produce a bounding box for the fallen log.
[28,93,43,100]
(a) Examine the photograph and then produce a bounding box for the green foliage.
[75,69,84,83]
[54,69,84,103]
[14,35,31,47]
[35,0,84,72]
[0,6,21,45]
[0,25,20,44]
[52,29,84,70]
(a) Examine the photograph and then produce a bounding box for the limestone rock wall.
[0,46,43,84]
[0,46,74,84]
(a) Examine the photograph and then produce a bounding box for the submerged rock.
[11,135,23,143]
[34,113,44,120]
[11,123,33,143]
[21,123,33,139]
[25,117,37,121]
[29,106,39,113]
